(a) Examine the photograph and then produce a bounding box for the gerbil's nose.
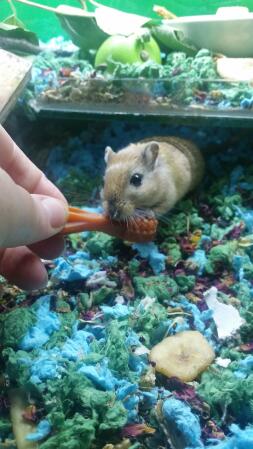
[107,199,120,220]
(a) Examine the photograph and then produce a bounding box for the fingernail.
[42,198,68,229]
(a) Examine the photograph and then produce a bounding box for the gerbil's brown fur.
[101,136,205,220]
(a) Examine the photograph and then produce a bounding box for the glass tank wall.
[2,0,253,123]
[2,2,253,449]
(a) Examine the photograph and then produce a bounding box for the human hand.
[0,125,68,290]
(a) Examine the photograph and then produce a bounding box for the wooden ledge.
[0,49,33,123]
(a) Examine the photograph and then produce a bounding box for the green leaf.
[0,14,39,55]
[56,14,107,53]
[0,18,39,46]
[53,6,107,54]
[8,1,104,51]
[150,21,197,55]
[54,3,152,53]
[94,4,151,36]
[55,5,90,15]
[146,18,163,27]
[3,14,26,29]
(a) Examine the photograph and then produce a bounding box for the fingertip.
[0,247,48,291]
[38,196,68,230]
[29,234,65,260]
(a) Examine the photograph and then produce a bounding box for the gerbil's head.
[101,141,162,220]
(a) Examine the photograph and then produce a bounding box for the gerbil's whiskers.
[156,214,171,226]
[126,215,134,230]
[131,216,138,228]
[134,208,154,219]
[135,209,145,219]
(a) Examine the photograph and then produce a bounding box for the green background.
[1,0,253,41]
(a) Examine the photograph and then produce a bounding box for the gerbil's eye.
[130,173,143,187]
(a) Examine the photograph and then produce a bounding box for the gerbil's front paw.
[152,203,171,218]
[133,208,155,219]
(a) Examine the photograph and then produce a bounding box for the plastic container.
[162,7,253,57]
[30,76,253,124]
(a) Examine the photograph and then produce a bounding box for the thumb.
[0,168,68,248]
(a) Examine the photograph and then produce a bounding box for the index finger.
[0,126,66,202]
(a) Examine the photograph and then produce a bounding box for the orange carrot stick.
[61,206,157,243]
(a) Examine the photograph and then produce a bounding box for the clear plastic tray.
[29,77,253,125]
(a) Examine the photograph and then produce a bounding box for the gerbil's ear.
[142,142,159,170]
[104,146,115,165]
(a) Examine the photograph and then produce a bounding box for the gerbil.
[101,136,205,220]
